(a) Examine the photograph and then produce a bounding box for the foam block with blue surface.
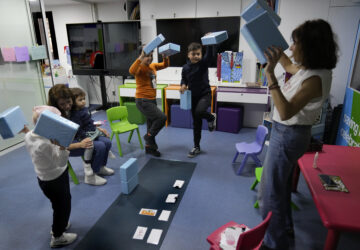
[0,106,27,139]
[120,158,138,182]
[241,0,281,26]
[158,43,180,56]
[33,110,79,147]
[143,34,165,55]
[201,31,228,45]
[241,12,288,64]
[180,90,192,110]
[121,174,138,194]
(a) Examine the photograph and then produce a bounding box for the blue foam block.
[120,158,138,182]
[201,31,228,45]
[241,0,281,26]
[0,106,27,139]
[121,174,138,194]
[143,34,165,55]
[241,12,288,64]
[158,43,180,56]
[180,90,192,110]
[33,110,79,147]
[171,105,192,128]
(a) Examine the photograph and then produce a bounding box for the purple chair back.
[256,125,268,147]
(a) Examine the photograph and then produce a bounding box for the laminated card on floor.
[133,226,148,240]
[147,229,163,245]
[240,12,288,64]
[158,210,171,221]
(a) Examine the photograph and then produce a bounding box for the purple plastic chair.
[232,125,268,175]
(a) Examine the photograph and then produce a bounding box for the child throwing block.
[143,34,165,55]
[120,158,139,194]
[33,109,79,147]
[0,106,27,139]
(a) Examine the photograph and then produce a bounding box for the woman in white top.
[258,19,338,250]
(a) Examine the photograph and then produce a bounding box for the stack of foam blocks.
[120,158,139,194]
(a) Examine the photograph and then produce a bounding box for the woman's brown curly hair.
[47,84,73,116]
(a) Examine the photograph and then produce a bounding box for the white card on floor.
[133,226,147,240]
[173,180,185,189]
[158,210,171,221]
[165,194,178,203]
[139,208,157,216]
[147,229,163,245]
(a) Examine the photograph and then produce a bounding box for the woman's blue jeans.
[258,121,311,250]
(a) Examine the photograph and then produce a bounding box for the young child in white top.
[22,106,77,248]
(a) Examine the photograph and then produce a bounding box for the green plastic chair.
[67,161,79,185]
[251,167,299,210]
[106,106,144,157]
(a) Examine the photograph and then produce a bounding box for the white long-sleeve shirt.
[24,131,70,181]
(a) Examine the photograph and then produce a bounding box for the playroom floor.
[0,110,359,250]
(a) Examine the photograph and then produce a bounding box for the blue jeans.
[70,136,112,173]
[258,121,311,250]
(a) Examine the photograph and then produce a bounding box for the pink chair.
[207,212,272,250]
[232,125,268,175]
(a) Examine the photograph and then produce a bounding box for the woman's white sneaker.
[50,232,77,248]
[83,163,93,176]
[98,166,114,176]
[84,174,107,185]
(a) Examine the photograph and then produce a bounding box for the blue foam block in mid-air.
[158,43,180,56]
[0,106,27,139]
[143,34,165,55]
[241,0,281,26]
[201,31,228,45]
[120,158,138,182]
[33,110,79,147]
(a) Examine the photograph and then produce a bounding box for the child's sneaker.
[188,147,201,158]
[108,151,116,159]
[50,232,77,248]
[83,163,93,176]
[98,166,114,176]
[144,134,158,149]
[145,146,161,157]
[50,222,71,235]
[84,174,107,186]
[208,113,216,132]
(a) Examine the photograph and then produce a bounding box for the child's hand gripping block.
[120,158,139,194]
[143,34,165,55]
[158,43,180,56]
[201,31,228,45]
[0,106,27,139]
[241,0,281,26]
[33,110,79,147]
[240,12,288,64]
[180,90,192,110]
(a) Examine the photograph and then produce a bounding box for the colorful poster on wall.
[15,46,30,62]
[336,88,360,147]
[1,47,16,62]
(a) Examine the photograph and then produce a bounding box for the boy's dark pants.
[135,98,167,137]
[191,93,213,147]
[38,168,71,238]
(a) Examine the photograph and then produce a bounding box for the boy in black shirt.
[180,42,216,158]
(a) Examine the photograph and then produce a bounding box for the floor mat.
[74,158,196,250]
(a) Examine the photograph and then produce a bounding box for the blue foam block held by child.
[180,90,192,110]
[241,12,288,64]
[143,34,165,55]
[201,31,228,45]
[33,109,79,147]
[158,43,180,56]
[120,158,138,182]
[121,174,138,194]
[241,0,281,26]
[0,106,27,139]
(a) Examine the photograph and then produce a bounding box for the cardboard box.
[0,106,27,139]
[33,110,79,147]
[201,31,228,45]
[158,43,180,56]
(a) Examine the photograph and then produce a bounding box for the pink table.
[298,145,360,250]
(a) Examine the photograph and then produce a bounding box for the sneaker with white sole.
[98,166,114,176]
[108,151,116,159]
[84,174,107,186]
[50,232,77,248]
[83,163,93,176]
[188,147,201,158]
[208,113,216,132]
[50,222,71,235]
